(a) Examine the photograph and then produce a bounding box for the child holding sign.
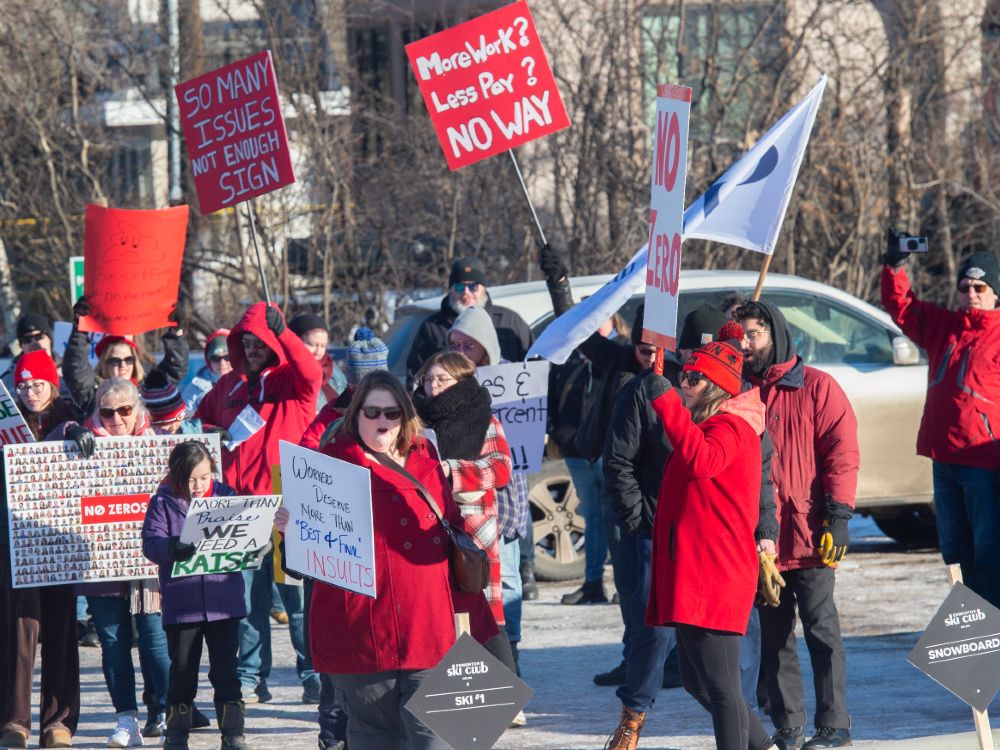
[142,441,248,750]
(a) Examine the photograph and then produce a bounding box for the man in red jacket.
[734,300,859,750]
[196,302,322,704]
[881,234,1000,609]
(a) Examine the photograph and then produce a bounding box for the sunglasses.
[958,281,990,295]
[99,404,134,419]
[209,354,230,363]
[108,356,135,368]
[451,282,481,293]
[361,406,403,421]
[678,371,705,386]
[18,332,46,345]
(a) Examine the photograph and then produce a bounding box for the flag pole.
[508,150,548,247]
[751,254,773,302]
[244,199,272,305]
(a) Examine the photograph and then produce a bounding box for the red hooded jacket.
[195,303,322,495]
[646,388,765,635]
[882,265,1000,469]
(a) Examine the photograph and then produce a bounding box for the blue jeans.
[566,457,609,583]
[76,595,88,622]
[238,554,315,689]
[500,537,522,643]
[932,462,1000,608]
[617,533,676,712]
[603,489,640,661]
[739,606,761,707]
[87,596,169,714]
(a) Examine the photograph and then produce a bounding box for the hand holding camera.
[884,227,928,267]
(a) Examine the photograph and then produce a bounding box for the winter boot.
[561,580,609,605]
[216,701,248,750]
[162,704,192,750]
[606,704,645,750]
[520,563,539,601]
[191,705,212,730]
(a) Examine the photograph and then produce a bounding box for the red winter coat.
[748,356,859,572]
[308,434,497,674]
[195,303,321,495]
[646,388,765,635]
[882,265,1000,469]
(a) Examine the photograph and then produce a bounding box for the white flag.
[527,77,826,364]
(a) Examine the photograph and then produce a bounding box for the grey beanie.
[347,327,389,385]
[448,306,501,366]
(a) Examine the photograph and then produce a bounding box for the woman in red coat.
[645,326,775,750]
[300,370,496,750]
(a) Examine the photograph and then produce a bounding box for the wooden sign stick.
[751,253,774,302]
[947,564,996,750]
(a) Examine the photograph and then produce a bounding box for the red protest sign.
[80,494,150,525]
[175,50,295,214]
[78,204,188,336]
[405,0,569,170]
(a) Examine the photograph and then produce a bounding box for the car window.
[763,292,895,365]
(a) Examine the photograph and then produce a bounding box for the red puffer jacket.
[646,388,764,635]
[309,434,497,674]
[195,303,321,495]
[882,265,1000,469]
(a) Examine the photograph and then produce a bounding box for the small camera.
[899,234,929,253]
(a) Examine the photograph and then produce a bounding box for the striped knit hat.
[139,370,186,424]
[347,327,388,386]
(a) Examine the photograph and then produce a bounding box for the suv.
[386,271,932,580]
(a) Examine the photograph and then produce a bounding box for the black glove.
[65,425,96,459]
[169,537,197,562]
[204,425,233,445]
[72,296,91,321]
[818,499,852,567]
[884,227,911,268]
[265,305,286,336]
[167,297,192,331]
[648,373,672,401]
[539,243,569,285]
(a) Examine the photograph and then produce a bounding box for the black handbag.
[373,452,490,594]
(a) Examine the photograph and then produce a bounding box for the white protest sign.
[227,404,265,450]
[643,84,692,350]
[171,495,281,578]
[0,381,34,447]
[278,441,376,598]
[475,360,549,474]
[52,321,103,365]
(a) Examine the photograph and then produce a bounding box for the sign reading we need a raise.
[175,50,295,214]
[172,495,281,578]
[405,0,569,170]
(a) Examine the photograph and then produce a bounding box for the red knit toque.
[95,335,137,359]
[15,350,60,389]
[682,339,743,396]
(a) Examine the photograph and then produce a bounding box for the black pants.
[676,624,772,750]
[165,618,242,706]
[758,566,849,729]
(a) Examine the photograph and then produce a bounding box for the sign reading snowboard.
[405,0,569,170]
[171,495,281,578]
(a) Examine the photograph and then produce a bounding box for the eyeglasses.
[15,381,47,395]
[678,371,704,386]
[636,346,657,357]
[108,356,135,368]
[152,411,186,425]
[99,404,134,419]
[209,354,230,363]
[958,281,990,295]
[743,329,769,342]
[18,332,46,345]
[360,406,402,421]
[421,374,456,386]
[451,282,482,294]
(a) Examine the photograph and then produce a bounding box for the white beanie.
[448,306,501,366]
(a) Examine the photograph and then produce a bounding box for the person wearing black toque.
[2,313,57,393]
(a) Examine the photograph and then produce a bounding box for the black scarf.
[415,377,492,460]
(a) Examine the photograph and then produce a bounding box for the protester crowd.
[0,232,995,750]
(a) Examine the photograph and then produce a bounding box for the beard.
[744,345,774,378]
[449,294,486,315]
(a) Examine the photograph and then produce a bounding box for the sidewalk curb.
[854,728,1000,748]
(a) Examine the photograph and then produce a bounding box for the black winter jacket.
[573,332,643,459]
[547,353,603,459]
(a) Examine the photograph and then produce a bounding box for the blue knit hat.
[347,327,388,385]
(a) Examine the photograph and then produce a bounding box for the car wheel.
[871,504,938,547]
[528,460,586,581]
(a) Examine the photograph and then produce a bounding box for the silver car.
[386,270,932,580]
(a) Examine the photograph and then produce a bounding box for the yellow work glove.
[756,550,785,607]
[818,516,850,567]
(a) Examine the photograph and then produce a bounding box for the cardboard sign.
[0,381,34,447]
[475,360,549,474]
[405,632,533,750]
[175,50,295,213]
[78,204,188,336]
[171,494,280,578]
[69,256,84,306]
[405,0,569,170]
[4,433,221,588]
[908,583,1000,711]
[278,441,376,597]
[642,84,692,350]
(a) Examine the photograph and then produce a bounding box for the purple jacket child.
[141,480,246,626]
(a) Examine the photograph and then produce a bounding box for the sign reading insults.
[172,495,280,578]
[404,0,569,170]
[175,50,295,214]
[475,360,550,474]
[278,441,376,598]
